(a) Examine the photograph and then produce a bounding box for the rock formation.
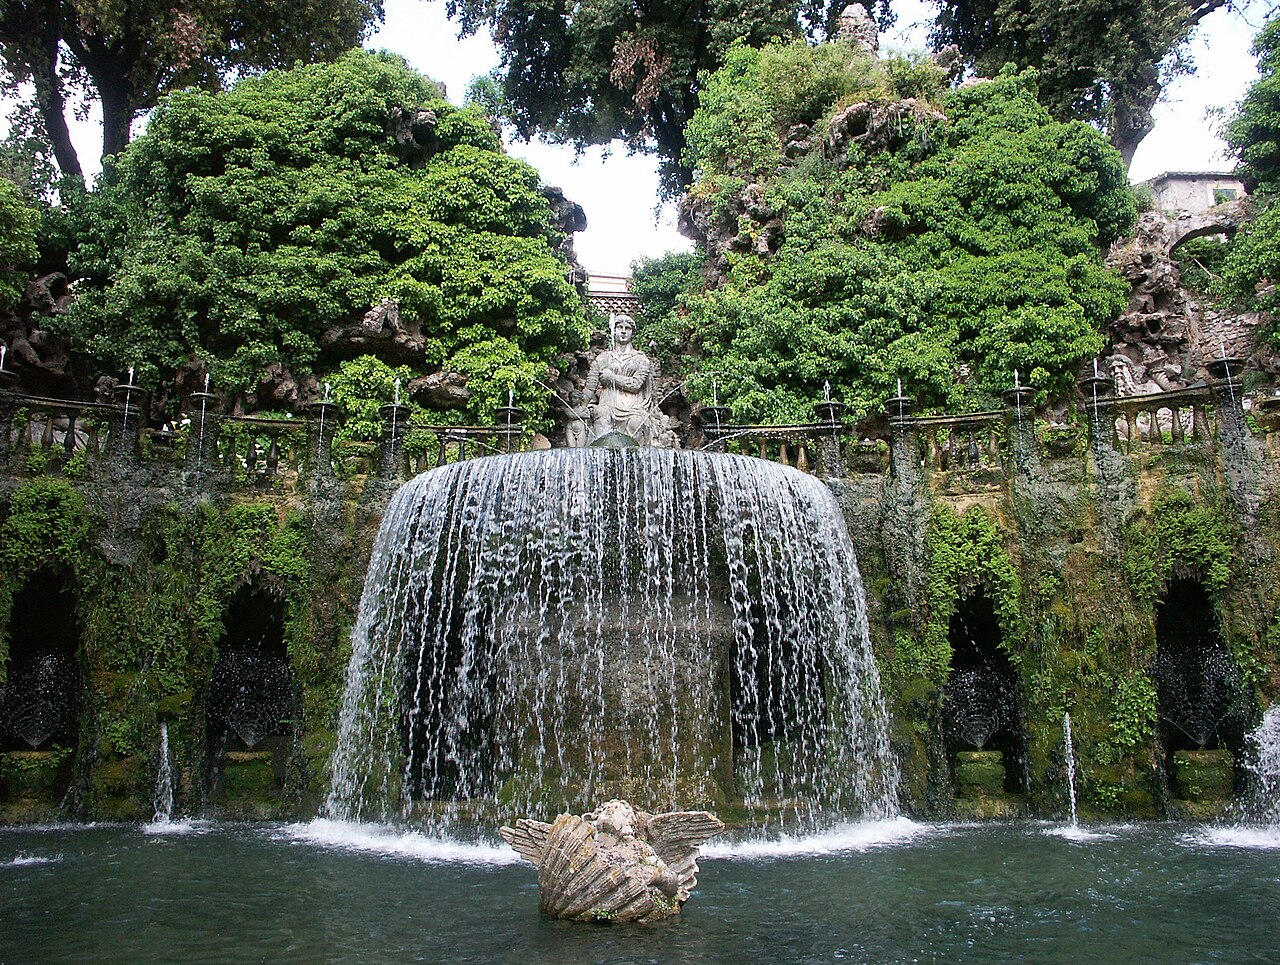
[500,799,724,922]
[1103,201,1277,393]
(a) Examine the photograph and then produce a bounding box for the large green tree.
[446,0,891,196]
[1218,16,1280,337]
[671,43,1133,421]
[57,50,588,419]
[0,0,384,182]
[929,0,1227,168]
[0,175,38,313]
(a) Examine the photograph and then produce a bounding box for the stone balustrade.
[0,372,1269,487]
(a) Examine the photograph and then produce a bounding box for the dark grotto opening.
[1153,579,1249,795]
[207,584,294,795]
[0,569,83,754]
[942,591,1026,794]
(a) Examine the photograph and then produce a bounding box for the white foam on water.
[283,818,523,865]
[703,817,930,860]
[3,853,62,867]
[142,819,210,836]
[1042,824,1117,842]
[1185,826,1280,850]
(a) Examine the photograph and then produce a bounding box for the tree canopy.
[446,0,892,196]
[930,0,1227,167]
[0,175,38,314]
[657,41,1133,422]
[0,0,385,182]
[55,50,588,419]
[1217,15,1280,338]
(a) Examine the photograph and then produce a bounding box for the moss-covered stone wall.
[0,459,382,823]
[849,411,1280,821]
[1,402,1277,824]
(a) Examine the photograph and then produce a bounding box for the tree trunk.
[32,67,84,184]
[1112,102,1156,172]
[99,80,135,158]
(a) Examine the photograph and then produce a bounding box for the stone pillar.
[378,403,413,479]
[1001,386,1037,474]
[698,405,732,451]
[108,383,149,463]
[1206,357,1249,450]
[0,364,18,468]
[185,391,222,476]
[1206,356,1263,514]
[308,400,343,477]
[494,405,525,455]
[885,394,917,483]
[813,400,847,478]
[1078,374,1115,455]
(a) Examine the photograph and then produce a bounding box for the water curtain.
[327,448,898,831]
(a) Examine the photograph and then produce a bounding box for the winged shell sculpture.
[500,799,725,922]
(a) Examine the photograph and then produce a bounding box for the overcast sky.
[38,0,1268,276]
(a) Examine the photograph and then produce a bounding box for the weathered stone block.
[955,750,1005,795]
[1173,749,1233,801]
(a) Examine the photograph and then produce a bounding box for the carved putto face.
[592,799,638,841]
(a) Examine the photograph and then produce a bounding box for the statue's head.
[589,799,638,840]
[610,313,636,347]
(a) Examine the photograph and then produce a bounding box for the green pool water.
[3,819,1278,964]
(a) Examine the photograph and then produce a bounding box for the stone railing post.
[494,405,525,455]
[378,403,413,479]
[0,364,17,468]
[307,400,343,477]
[1001,386,1038,474]
[885,394,918,482]
[108,382,148,463]
[1078,375,1115,457]
[813,400,847,477]
[185,391,222,477]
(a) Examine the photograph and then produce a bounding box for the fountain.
[326,447,898,832]
[1063,712,1078,827]
[1238,706,1280,827]
[153,722,174,824]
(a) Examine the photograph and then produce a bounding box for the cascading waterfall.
[1239,705,1280,827]
[326,448,898,832]
[153,722,174,824]
[1063,713,1078,826]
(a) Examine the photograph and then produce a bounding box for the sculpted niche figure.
[583,314,665,446]
[500,799,724,922]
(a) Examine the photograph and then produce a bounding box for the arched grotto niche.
[0,569,83,753]
[942,591,1025,796]
[206,584,294,803]
[1153,578,1248,802]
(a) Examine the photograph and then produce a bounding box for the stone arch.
[942,589,1026,797]
[1153,577,1248,806]
[206,581,294,808]
[0,568,84,753]
[1165,200,1250,258]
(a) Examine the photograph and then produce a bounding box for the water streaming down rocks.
[1239,706,1280,827]
[326,448,898,830]
[1063,713,1078,826]
[153,722,174,823]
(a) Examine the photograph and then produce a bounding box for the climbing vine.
[899,503,1023,687]
[1122,489,1236,605]
[0,478,93,677]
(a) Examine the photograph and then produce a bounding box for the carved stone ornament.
[500,799,725,922]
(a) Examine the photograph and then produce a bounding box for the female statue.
[583,314,658,445]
